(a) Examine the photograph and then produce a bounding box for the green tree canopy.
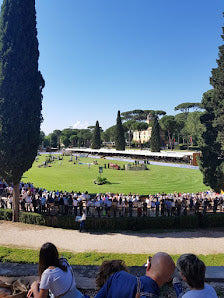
[121,109,165,147]
[69,134,78,147]
[102,125,116,142]
[185,111,204,146]
[174,102,203,117]
[49,132,58,148]
[60,134,70,148]
[160,115,176,150]
[121,109,166,122]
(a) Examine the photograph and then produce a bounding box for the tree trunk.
[168,131,172,150]
[171,133,175,150]
[187,139,189,150]
[12,183,20,222]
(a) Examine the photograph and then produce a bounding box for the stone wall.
[1,263,224,297]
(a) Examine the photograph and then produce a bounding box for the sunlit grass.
[0,246,223,266]
[21,155,208,195]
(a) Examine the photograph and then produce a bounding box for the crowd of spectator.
[0,181,223,218]
[25,242,218,297]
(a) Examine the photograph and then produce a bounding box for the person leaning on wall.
[174,254,218,297]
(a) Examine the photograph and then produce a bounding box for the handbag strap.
[56,259,74,298]
[135,277,141,298]
[135,277,159,298]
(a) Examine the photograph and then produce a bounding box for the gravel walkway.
[0,221,223,254]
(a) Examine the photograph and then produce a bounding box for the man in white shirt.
[72,197,78,217]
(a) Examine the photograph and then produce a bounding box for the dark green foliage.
[115,110,125,150]
[121,109,166,122]
[0,0,44,184]
[61,135,70,148]
[150,116,161,152]
[178,144,188,150]
[39,131,45,147]
[91,120,101,149]
[49,132,58,148]
[121,109,147,121]
[0,208,12,220]
[160,115,176,150]
[200,90,224,192]
[94,176,110,185]
[177,144,200,151]
[19,212,46,225]
[121,110,166,148]
[210,24,224,154]
[2,209,224,231]
[52,128,92,148]
[102,125,116,142]
[185,111,204,146]
[200,18,224,192]
[174,102,203,115]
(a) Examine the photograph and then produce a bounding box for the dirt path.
[0,221,223,254]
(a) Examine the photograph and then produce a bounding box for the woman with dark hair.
[95,259,128,291]
[27,242,84,298]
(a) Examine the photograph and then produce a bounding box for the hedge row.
[1,209,224,231]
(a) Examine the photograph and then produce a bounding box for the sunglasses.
[144,256,152,267]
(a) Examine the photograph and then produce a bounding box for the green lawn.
[21,154,208,195]
[0,246,223,266]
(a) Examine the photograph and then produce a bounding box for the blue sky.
[3,0,224,134]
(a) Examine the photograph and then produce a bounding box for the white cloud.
[73,121,89,129]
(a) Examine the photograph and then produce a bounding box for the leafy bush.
[1,209,224,232]
[45,215,80,229]
[177,144,187,150]
[94,176,110,185]
[188,146,201,151]
[0,209,12,220]
[175,145,201,151]
[19,212,46,225]
[205,214,224,228]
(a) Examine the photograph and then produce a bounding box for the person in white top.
[175,254,217,297]
[25,193,32,212]
[8,195,13,209]
[73,197,78,217]
[27,242,83,298]
[78,210,87,232]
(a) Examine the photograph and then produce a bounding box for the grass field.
[21,154,208,195]
[0,246,223,266]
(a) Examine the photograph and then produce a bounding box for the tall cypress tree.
[150,115,161,152]
[91,120,101,149]
[200,90,224,192]
[0,0,44,221]
[200,16,224,192]
[210,16,224,154]
[115,110,125,150]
